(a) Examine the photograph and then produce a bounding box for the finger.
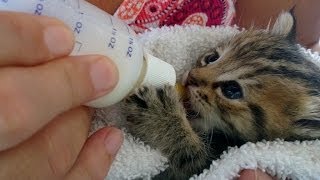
[0,107,91,179]
[0,55,118,150]
[0,11,74,66]
[66,127,123,180]
[239,169,274,180]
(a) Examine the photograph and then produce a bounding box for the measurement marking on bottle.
[34,0,45,16]
[108,28,117,49]
[74,21,83,34]
[127,38,134,57]
[126,26,131,34]
[75,41,83,52]
[109,16,114,25]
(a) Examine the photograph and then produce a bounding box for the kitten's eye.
[204,53,219,65]
[220,81,243,99]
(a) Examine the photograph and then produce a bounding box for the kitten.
[122,12,320,180]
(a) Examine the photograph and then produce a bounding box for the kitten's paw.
[125,85,182,113]
[122,85,185,142]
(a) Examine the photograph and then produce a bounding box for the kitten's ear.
[271,10,296,41]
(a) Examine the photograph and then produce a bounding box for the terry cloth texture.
[90,25,320,180]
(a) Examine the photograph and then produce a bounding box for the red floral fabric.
[115,0,236,33]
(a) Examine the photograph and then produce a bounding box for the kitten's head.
[185,12,320,142]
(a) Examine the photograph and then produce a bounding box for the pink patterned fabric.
[115,0,236,33]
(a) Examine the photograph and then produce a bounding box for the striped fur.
[123,12,320,179]
[187,14,320,142]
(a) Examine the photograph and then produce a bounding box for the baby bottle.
[0,0,176,107]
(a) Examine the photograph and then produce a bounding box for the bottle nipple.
[141,51,176,87]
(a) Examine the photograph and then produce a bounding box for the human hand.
[239,169,274,180]
[0,11,123,179]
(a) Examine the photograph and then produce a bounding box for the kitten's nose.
[185,70,199,87]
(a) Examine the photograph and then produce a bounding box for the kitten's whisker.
[220,127,230,144]
[209,129,214,145]
[195,110,200,117]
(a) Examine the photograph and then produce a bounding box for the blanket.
[91,25,320,180]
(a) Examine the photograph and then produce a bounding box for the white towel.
[90,25,320,180]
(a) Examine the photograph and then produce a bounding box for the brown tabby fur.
[122,12,320,179]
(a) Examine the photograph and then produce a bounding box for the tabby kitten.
[122,12,320,179]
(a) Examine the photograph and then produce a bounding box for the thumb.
[239,169,273,180]
[65,127,123,180]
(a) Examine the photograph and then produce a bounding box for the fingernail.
[104,128,123,155]
[90,58,119,95]
[44,26,74,56]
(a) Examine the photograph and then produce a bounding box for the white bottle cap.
[141,51,176,87]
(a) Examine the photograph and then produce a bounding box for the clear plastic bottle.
[0,0,176,107]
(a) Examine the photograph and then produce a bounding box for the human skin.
[0,10,123,179]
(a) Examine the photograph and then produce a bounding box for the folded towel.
[91,25,320,180]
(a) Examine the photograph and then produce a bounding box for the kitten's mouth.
[183,99,201,120]
[179,82,201,120]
